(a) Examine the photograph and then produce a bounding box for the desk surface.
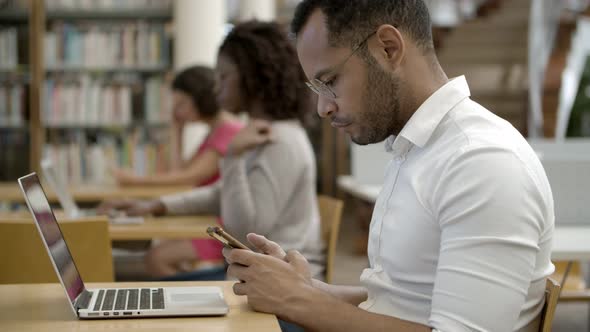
[109,215,218,240]
[552,226,590,261]
[0,182,191,203]
[0,214,218,240]
[0,281,280,332]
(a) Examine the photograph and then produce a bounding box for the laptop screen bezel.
[18,172,87,316]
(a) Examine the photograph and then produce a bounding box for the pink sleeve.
[206,122,243,156]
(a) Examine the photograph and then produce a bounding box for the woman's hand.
[227,120,274,156]
[111,167,141,186]
[96,198,166,217]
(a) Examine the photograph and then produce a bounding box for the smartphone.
[207,226,251,250]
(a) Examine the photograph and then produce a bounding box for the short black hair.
[171,65,219,118]
[291,0,433,53]
[219,21,311,122]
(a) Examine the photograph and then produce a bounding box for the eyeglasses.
[305,31,376,99]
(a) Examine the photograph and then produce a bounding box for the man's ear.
[369,25,405,71]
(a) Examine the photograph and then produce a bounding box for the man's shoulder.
[432,98,525,154]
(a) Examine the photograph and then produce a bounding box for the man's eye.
[325,76,337,87]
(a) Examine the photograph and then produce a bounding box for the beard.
[350,58,403,145]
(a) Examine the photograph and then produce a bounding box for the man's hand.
[227,120,274,156]
[246,233,287,259]
[96,198,166,217]
[223,233,313,318]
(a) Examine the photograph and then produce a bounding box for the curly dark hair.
[291,0,433,54]
[171,65,219,118]
[219,21,312,122]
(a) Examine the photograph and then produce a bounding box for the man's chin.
[350,135,372,146]
[350,130,389,146]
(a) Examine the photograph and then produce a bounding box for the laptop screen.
[19,173,85,304]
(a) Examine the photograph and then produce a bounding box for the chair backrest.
[317,195,344,283]
[540,278,561,332]
[0,217,114,283]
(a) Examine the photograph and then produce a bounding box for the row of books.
[42,75,171,127]
[0,131,29,182]
[43,130,171,185]
[0,0,27,10]
[145,76,172,124]
[43,76,132,127]
[0,84,26,127]
[45,0,172,11]
[44,22,170,69]
[0,28,18,69]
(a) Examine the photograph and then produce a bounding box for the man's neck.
[404,55,448,113]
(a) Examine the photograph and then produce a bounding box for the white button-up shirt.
[358,76,555,332]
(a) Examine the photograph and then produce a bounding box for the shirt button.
[395,156,404,163]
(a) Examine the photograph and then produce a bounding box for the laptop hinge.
[74,289,93,311]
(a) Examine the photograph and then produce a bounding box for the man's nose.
[317,95,337,118]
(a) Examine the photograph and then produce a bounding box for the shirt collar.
[384,76,471,153]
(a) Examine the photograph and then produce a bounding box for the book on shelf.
[45,0,172,11]
[45,21,170,69]
[0,28,18,70]
[0,0,29,11]
[0,130,29,181]
[144,76,172,124]
[0,84,26,127]
[43,75,133,127]
[43,128,171,185]
[42,74,170,127]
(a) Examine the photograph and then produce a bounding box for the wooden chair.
[317,195,344,283]
[540,278,561,332]
[0,218,114,283]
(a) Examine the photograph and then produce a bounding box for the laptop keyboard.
[93,288,165,311]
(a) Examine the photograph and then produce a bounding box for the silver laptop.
[18,173,229,319]
[41,158,143,224]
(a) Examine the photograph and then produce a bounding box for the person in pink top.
[111,65,243,187]
[100,66,242,277]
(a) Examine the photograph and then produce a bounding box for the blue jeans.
[278,319,305,332]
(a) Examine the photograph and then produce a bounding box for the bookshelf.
[0,0,175,183]
[0,0,31,181]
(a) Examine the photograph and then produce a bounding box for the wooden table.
[0,182,191,203]
[109,215,218,240]
[0,281,281,332]
[552,226,590,261]
[0,214,218,240]
[551,226,590,290]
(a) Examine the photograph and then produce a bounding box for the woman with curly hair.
[105,21,325,281]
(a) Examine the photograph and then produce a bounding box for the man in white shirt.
[223,1,555,331]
